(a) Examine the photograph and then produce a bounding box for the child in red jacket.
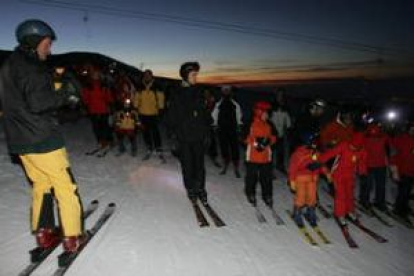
[361,124,390,211]
[320,132,367,225]
[288,131,330,227]
[244,101,277,207]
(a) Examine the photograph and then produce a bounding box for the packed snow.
[1,118,414,276]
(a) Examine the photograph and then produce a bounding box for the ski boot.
[233,161,241,178]
[198,191,208,206]
[116,146,126,157]
[262,196,273,208]
[62,235,87,253]
[157,150,166,163]
[360,202,373,213]
[234,168,241,178]
[142,150,153,161]
[247,194,257,207]
[292,207,304,228]
[337,216,347,226]
[188,190,198,204]
[210,157,222,168]
[304,207,317,227]
[36,228,61,249]
[220,164,228,175]
[374,203,388,212]
[346,212,359,222]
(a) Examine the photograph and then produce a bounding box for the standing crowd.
[1,20,413,256]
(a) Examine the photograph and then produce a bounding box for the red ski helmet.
[253,101,271,118]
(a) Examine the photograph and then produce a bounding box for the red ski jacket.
[320,142,367,178]
[288,146,327,182]
[320,119,354,149]
[82,81,114,115]
[390,134,414,177]
[364,133,390,168]
[245,118,277,164]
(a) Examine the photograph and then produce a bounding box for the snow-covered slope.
[1,119,413,276]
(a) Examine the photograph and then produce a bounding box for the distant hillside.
[0,49,179,90]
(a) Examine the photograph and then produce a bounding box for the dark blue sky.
[1,0,413,83]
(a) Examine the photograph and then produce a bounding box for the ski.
[190,200,209,227]
[268,207,285,225]
[335,218,358,248]
[346,216,388,243]
[381,209,414,229]
[53,203,116,276]
[386,201,414,219]
[316,203,332,219]
[303,215,331,244]
[370,208,394,227]
[201,203,226,227]
[85,147,102,156]
[97,147,111,158]
[142,152,152,161]
[355,203,374,217]
[286,210,318,246]
[312,226,331,244]
[18,200,99,276]
[355,202,394,227]
[255,206,267,223]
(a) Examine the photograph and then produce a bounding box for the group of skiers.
[0,19,413,257]
[80,66,165,160]
[288,102,414,228]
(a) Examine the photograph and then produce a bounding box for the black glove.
[255,142,265,152]
[59,86,80,108]
[255,137,270,152]
[306,162,322,171]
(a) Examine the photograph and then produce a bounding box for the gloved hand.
[326,173,333,184]
[306,162,321,171]
[255,137,270,152]
[289,180,297,194]
[389,165,400,182]
[135,121,144,131]
[66,94,80,108]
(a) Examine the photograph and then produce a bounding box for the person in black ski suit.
[212,85,243,177]
[0,19,85,253]
[166,62,213,203]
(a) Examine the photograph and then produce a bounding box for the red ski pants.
[333,174,355,217]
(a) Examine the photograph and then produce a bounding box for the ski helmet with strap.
[16,19,56,48]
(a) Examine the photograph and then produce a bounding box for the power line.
[20,0,407,56]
